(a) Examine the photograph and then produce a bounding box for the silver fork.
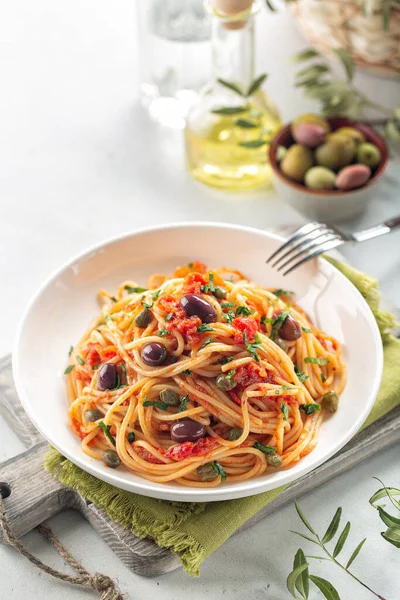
[267,215,400,276]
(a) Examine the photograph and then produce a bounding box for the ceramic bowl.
[13,223,383,502]
[269,117,389,222]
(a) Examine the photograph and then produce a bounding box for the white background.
[1,1,400,598]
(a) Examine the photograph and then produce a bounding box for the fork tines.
[267,222,344,276]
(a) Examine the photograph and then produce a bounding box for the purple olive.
[279,315,302,341]
[98,363,118,391]
[180,294,217,323]
[141,342,167,366]
[170,419,206,443]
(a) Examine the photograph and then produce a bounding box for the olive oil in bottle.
[185,0,281,190]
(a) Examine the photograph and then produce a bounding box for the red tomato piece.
[98,346,118,362]
[158,294,179,314]
[166,311,202,348]
[233,362,272,390]
[228,390,242,406]
[182,272,207,295]
[75,369,92,384]
[133,445,163,464]
[232,317,259,343]
[84,343,101,366]
[165,437,219,461]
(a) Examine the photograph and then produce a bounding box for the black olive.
[278,315,302,341]
[170,419,205,443]
[98,363,118,391]
[180,294,217,323]
[141,342,167,366]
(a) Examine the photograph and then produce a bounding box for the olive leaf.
[290,531,320,546]
[322,507,342,544]
[234,119,259,128]
[309,575,341,600]
[293,549,309,600]
[293,48,321,62]
[333,522,351,557]
[247,73,268,96]
[265,0,276,11]
[287,563,310,600]
[294,501,316,535]
[333,48,354,82]
[238,139,268,148]
[381,527,400,548]
[212,106,249,115]
[386,119,400,143]
[217,78,244,97]
[370,478,400,511]
[346,538,366,569]
[376,506,400,528]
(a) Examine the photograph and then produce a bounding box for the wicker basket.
[291,0,400,79]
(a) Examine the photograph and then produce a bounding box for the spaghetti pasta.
[65,261,346,487]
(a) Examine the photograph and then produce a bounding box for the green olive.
[274,337,286,352]
[197,462,218,481]
[322,390,339,413]
[216,373,237,391]
[228,427,243,441]
[102,449,121,468]
[84,409,103,422]
[134,308,152,328]
[266,453,282,468]
[159,388,180,406]
[214,286,227,299]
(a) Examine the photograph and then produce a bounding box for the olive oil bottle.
[185,0,281,190]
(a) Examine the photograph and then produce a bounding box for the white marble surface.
[1,1,400,598]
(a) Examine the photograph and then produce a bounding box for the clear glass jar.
[136,0,211,129]
[185,0,281,190]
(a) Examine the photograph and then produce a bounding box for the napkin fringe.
[44,448,206,576]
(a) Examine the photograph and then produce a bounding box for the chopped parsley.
[127,432,136,443]
[143,400,169,410]
[169,356,178,364]
[304,357,330,366]
[222,310,235,325]
[125,285,147,294]
[282,385,291,390]
[197,323,215,333]
[182,369,192,376]
[226,369,236,379]
[92,363,102,370]
[270,309,291,341]
[64,365,75,375]
[110,296,117,303]
[261,315,273,326]
[218,356,234,365]
[302,327,312,333]
[253,442,276,455]
[98,421,116,446]
[281,403,289,420]
[141,300,154,309]
[236,305,253,317]
[200,337,213,349]
[221,302,236,308]
[104,315,112,323]
[273,289,293,298]
[179,394,189,412]
[274,389,281,395]
[201,273,216,294]
[243,330,262,363]
[213,461,227,481]
[188,262,193,268]
[165,312,173,321]
[76,355,85,365]
[68,345,74,356]
[120,363,127,377]
[321,372,327,383]
[300,403,321,415]
[294,365,309,383]
[151,289,161,300]
[158,329,169,337]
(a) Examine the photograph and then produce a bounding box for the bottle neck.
[211,15,255,91]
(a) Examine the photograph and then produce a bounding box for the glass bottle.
[136,0,211,129]
[185,0,281,190]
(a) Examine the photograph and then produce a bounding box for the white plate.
[13,223,383,502]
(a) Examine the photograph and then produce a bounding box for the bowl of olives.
[269,115,389,222]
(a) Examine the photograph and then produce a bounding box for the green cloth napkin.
[45,259,400,576]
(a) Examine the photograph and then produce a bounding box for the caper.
[322,390,339,413]
[228,427,242,441]
[84,409,103,422]
[266,453,282,468]
[135,308,152,328]
[159,388,180,406]
[214,286,227,299]
[197,462,218,482]
[102,449,121,468]
[275,337,286,352]
[216,373,237,391]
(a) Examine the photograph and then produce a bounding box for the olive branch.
[293,48,400,144]
[287,478,400,600]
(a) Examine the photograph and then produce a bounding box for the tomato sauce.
[165,437,219,461]
[232,317,259,343]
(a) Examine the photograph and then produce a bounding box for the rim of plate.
[12,222,384,501]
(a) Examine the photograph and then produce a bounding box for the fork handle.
[352,215,400,243]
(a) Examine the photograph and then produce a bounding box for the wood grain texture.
[1,353,400,576]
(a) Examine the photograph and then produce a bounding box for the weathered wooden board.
[1,353,400,576]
